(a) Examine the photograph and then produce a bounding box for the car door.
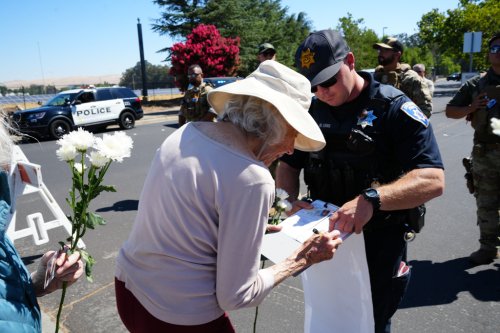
[71,90,123,126]
[95,89,125,122]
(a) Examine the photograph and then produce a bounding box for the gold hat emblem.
[301,48,315,69]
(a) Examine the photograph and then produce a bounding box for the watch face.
[363,188,381,209]
[365,188,378,198]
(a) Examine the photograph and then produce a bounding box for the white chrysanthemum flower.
[94,131,133,162]
[276,188,289,201]
[73,162,87,174]
[491,118,500,136]
[88,151,110,168]
[278,199,292,212]
[61,128,95,152]
[56,143,77,161]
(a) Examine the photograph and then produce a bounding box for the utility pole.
[137,18,148,101]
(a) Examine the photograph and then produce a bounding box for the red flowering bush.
[170,24,240,90]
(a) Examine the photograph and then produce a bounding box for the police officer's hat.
[373,37,404,54]
[294,30,350,87]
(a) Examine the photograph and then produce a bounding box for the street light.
[382,27,388,38]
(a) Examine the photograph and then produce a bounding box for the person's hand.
[32,247,84,297]
[296,230,342,265]
[266,224,283,233]
[329,195,373,234]
[470,92,488,112]
[289,199,313,215]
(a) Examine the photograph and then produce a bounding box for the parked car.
[447,72,461,81]
[204,77,242,88]
[11,86,143,140]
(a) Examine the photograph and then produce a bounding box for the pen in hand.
[293,228,321,277]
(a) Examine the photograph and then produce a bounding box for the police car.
[12,87,143,139]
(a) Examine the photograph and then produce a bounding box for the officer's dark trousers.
[364,223,410,333]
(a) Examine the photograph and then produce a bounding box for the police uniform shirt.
[281,72,443,176]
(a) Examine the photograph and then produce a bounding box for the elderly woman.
[0,116,83,332]
[115,61,343,332]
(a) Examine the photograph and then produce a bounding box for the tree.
[336,13,379,70]
[152,0,312,76]
[152,0,208,38]
[169,24,240,90]
[119,61,175,89]
[418,0,500,74]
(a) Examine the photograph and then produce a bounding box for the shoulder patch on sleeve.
[400,101,429,127]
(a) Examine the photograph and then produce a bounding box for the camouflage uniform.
[448,68,500,255]
[179,82,213,122]
[374,63,433,118]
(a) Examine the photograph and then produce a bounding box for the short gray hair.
[413,64,425,72]
[222,95,287,146]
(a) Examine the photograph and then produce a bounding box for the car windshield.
[44,92,79,106]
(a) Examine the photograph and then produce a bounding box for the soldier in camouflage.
[178,64,215,126]
[446,32,500,265]
[373,37,433,118]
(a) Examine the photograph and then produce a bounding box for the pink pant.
[115,278,236,333]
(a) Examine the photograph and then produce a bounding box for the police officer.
[373,37,433,118]
[276,29,445,333]
[178,64,215,126]
[445,32,500,265]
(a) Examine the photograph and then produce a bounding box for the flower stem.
[55,281,68,333]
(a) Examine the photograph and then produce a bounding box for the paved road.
[12,79,500,333]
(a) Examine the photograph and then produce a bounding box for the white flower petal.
[88,151,110,168]
[94,131,133,162]
[63,128,95,152]
[56,144,77,161]
[275,188,289,200]
[73,162,87,174]
[491,118,500,136]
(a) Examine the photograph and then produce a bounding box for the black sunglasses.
[490,45,500,54]
[311,74,338,93]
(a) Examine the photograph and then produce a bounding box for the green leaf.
[87,212,106,228]
[79,250,95,282]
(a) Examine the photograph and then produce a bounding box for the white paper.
[261,200,350,264]
[261,200,374,333]
[302,233,374,333]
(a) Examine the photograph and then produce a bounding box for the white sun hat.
[207,60,326,152]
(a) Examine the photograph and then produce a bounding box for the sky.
[0,0,461,84]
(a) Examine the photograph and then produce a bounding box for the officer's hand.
[471,92,488,112]
[329,196,373,234]
[289,200,313,215]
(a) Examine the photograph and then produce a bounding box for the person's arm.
[445,92,487,119]
[275,161,301,202]
[31,249,84,297]
[330,167,444,234]
[265,230,342,286]
[276,160,313,214]
[215,181,341,311]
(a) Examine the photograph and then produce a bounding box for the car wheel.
[119,111,135,129]
[49,119,72,139]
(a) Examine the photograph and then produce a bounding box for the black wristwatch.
[361,188,381,211]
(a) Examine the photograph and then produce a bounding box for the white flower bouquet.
[54,129,133,332]
[268,188,292,225]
